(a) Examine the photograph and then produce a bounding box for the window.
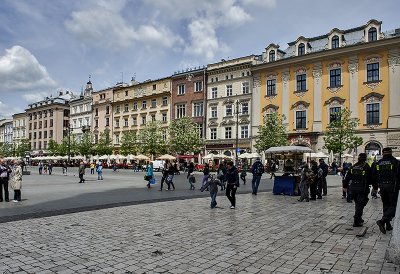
[225,127,232,139]
[44,131,47,138]
[124,118,128,127]
[142,101,147,109]
[142,116,146,125]
[242,82,250,94]
[106,118,109,126]
[151,115,156,122]
[39,132,42,139]
[176,104,186,118]
[125,91,128,96]
[106,106,110,114]
[38,141,41,150]
[367,63,379,82]
[332,35,339,49]
[39,121,42,129]
[162,130,167,141]
[115,134,119,145]
[50,119,53,127]
[178,84,185,95]
[230,74,233,79]
[296,74,307,91]
[115,119,120,128]
[241,102,249,115]
[95,120,98,128]
[162,97,168,106]
[367,103,380,124]
[215,77,218,82]
[211,106,217,118]
[34,132,36,139]
[226,85,233,96]
[330,69,341,87]
[210,128,217,140]
[95,108,98,116]
[132,117,137,125]
[329,107,341,123]
[153,84,156,90]
[124,104,129,112]
[115,105,120,113]
[226,75,229,80]
[267,79,276,96]
[34,122,37,129]
[225,105,233,116]
[133,102,138,110]
[95,134,98,144]
[241,125,249,138]
[269,50,275,62]
[368,27,377,42]
[193,102,204,117]
[162,113,167,123]
[211,87,218,99]
[298,43,305,55]
[44,141,47,149]
[49,130,53,138]
[151,99,157,108]
[295,110,307,129]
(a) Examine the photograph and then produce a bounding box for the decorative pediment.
[327,60,344,69]
[208,102,218,106]
[265,43,279,51]
[291,101,310,110]
[262,104,279,112]
[361,92,384,103]
[295,67,308,74]
[222,98,234,105]
[239,98,250,103]
[324,96,346,106]
[365,55,382,64]
[208,121,219,127]
[266,73,278,80]
[239,118,250,124]
[220,120,235,126]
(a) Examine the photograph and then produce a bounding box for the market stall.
[265,146,312,196]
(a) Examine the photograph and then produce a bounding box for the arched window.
[269,50,275,62]
[365,141,381,157]
[298,43,305,56]
[331,35,339,49]
[368,27,377,42]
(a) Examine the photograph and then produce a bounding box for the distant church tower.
[84,75,93,97]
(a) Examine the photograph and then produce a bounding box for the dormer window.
[269,50,275,62]
[368,27,377,42]
[332,35,339,49]
[298,43,305,56]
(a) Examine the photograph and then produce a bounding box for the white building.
[0,119,13,145]
[12,112,27,144]
[70,80,93,141]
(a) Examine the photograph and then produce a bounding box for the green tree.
[168,117,203,155]
[0,142,13,157]
[15,139,31,157]
[77,132,94,156]
[47,139,59,156]
[138,121,166,157]
[323,108,362,165]
[95,129,113,155]
[120,130,138,155]
[255,112,288,152]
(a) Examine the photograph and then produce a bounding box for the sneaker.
[386,222,393,231]
[376,220,386,234]
[230,206,235,209]
[12,200,18,203]
[353,222,363,227]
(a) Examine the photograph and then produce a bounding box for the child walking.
[201,175,224,208]
[188,174,196,190]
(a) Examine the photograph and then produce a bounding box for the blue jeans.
[210,192,217,208]
[252,175,262,194]
[97,171,103,180]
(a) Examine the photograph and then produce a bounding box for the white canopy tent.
[238,152,251,159]
[309,152,329,158]
[202,153,215,160]
[265,146,312,154]
[157,154,176,160]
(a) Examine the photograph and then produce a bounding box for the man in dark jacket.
[317,158,329,198]
[0,158,11,202]
[343,153,377,227]
[250,157,264,195]
[78,162,86,183]
[225,161,239,209]
[373,147,400,234]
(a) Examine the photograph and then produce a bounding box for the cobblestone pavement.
[0,185,399,274]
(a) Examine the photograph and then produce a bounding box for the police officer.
[343,153,377,227]
[373,147,400,234]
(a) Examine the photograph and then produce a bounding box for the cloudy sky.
[0,0,398,118]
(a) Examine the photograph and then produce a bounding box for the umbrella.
[265,146,312,154]
[238,152,251,159]
[214,153,233,159]
[109,155,117,160]
[310,152,329,158]
[99,155,109,160]
[249,152,262,158]
[202,153,215,160]
[116,154,127,159]
[157,154,176,160]
[341,153,354,158]
[72,155,84,160]
[134,154,150,161]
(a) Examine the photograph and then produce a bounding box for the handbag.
[150,178,156,185]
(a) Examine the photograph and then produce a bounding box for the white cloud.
[0,101,22,118]
[137,25,183,48]
[0,46,57,91]
[222,5,252,25]
[22,92,51,103]
[240,0,277,8]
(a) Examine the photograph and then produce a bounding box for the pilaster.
[281,70,290,127]
[348,56,359,120]
[312,63,322,132]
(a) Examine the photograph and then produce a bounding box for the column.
[348,56,359,120]
[281,70,290,127]
[312,62,322,132]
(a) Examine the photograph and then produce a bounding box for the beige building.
[12,113,27,144]
[26,91,75,154]
[112,77,171,151]
[70,80,93,141]
[92,87,113,144]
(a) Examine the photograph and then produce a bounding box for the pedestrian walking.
[309,160,319,200]
[343,153,377,227]
[62,161,68,176]
[217,162,227,191]
[43,163,48,174]
[269,159,277,179]
[188,174,196,190]
[317,158,329,197]
[250,157,264,195]
[9,159,22,202]
[0,158,11,202]
[38,161,43,175]
[225,161,239,209]
[96,161,103,180]
[373,147,399,234]
[201,163,210,190]
[78,161,86,183]
[201,174,224,208]
[298,164,315,202]
[159,163,169,191]
[90,162,95,174]
[145,162,154,189]
[166,162,176,190]
[187,161,195,179]
[48,162,53,175]
[240,163,247,185]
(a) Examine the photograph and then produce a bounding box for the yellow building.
[252,19,400,157]
[112,78,171,152]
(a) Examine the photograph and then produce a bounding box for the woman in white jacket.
[10,160,22,202]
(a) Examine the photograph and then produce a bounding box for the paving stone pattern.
[0,186,399,274]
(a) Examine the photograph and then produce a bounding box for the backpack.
[349,164,367,192]
[305,171,316,184]
[253,161,264,175]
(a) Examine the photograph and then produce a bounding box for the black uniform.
[343,161,377,226]
[372,155,399,233]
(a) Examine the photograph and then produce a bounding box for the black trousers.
[0,178,9,201]
[14,190,21,201]
[160,175,167,190]
[310,181,317,199]
[352,190,368,223]
[226,184,237,207]
[79,174,85,183]
[380,188,399,222]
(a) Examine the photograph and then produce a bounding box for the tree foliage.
[138,121,166,156]
[120,130,138,155]
[255,112,288,152]
[95,128,113,155]
[168,117,203,155]
[77,132,94,156]
[47,139,59,156]
[0,142,13,157]
[323,108,363,164]
[15,139,31,157]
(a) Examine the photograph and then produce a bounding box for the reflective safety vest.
[376,161,396,186]
[350,164,367,192]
